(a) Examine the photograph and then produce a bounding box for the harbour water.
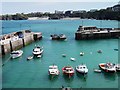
[1,19,119,88]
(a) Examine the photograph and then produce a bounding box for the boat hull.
[116,68,120,72]
[51,34,67,40]
[11,50,23,59]
[99,64,116,73]
[51,37,66,40]
[33,50,43,57]
[63,72,74,78]
[76,69,88,74]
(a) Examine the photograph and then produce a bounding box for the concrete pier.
[75,26,120,40]
[0,30,42,56]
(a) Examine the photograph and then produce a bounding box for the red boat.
[99,63,116,73]
[62,66,74,78]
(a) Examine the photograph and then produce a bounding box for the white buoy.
[70,57,76,61]
[80,52,84,56]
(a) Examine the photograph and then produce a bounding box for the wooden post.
[1,45,5,55]
[22,38,25,47]
[9,40,13,52]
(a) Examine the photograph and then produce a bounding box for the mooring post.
[1,44,5,55]
[9,40,13,52]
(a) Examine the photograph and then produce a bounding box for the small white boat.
[76,64,88,74]
[80,52,84,56]
[99,63,116,73]
[70,58,76,61]
[27,55,33,60]
[94,69,102,73]
[62,54,66,57]
[48,64,60,76]
[11,50,23,59]
[97,50,102,53]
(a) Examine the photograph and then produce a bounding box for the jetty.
[75,26,120,40]
[0,30,42,56]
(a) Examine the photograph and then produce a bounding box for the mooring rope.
[2,56,11,67]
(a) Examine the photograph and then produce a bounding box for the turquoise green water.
[1,19,119,88]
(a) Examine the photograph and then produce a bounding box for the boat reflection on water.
[102,72,117,81]
[48,75,59,81]
[76,71,88,81]
[62,74,74,82]
[116,72,120,77]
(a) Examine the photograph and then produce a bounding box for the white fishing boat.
[48,64,60,76]
[33,45,43,57]
[10,50,23,59]
[76,64,88,74]
[99,63,116,73]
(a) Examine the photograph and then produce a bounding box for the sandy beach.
[28,17,49,20]
[28,17,80,20]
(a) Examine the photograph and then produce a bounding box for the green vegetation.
[1,13,28,20]
[1,4,120,21]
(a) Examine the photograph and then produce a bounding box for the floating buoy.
[80,52,84,56]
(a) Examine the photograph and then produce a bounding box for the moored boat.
[99,63,116,73]
[97,50,102,53]
[94,69,102,73]
[62,66,74,78]
[10,50,23,59]
[50,34,67,40]
[48,64,60,77]
[27,55,33,60]
[32,45,43,57]
[70,57,76,61]
[62,54,66,57]
[76,64,88,74]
